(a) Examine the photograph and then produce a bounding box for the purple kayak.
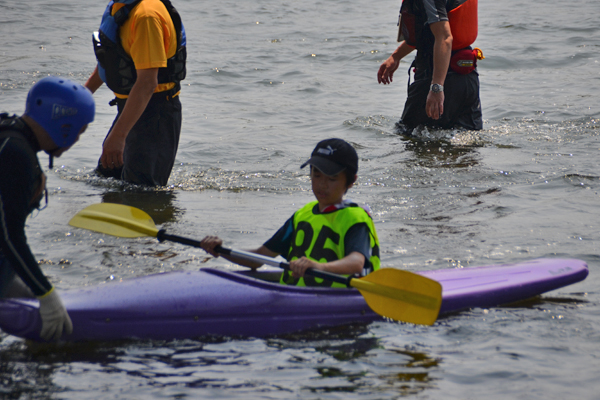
[0,258,588,342]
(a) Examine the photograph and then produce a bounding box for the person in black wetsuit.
[0,76,95,341]
[378,0,483,135]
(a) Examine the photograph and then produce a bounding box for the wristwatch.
[430,83,444,93]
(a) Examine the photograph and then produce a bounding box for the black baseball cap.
[300,138,358,176]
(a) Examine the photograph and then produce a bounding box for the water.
[1,0,600,398]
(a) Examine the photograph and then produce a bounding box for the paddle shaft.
[156,230,352,287]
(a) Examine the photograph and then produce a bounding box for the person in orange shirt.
[85,0,186,186]
[378,0,483,136]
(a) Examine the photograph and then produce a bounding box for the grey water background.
[1,0,599,398]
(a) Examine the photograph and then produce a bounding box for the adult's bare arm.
[85,66,104,94]
[100,68,158,169]
[377,41,415,85]
[426,21,452,120]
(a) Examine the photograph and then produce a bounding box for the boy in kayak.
[200,138,380,287]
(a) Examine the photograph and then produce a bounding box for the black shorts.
[97,93,182,186]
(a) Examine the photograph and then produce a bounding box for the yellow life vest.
[279,201,380,287]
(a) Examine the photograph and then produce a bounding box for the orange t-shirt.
[113,0,177,97]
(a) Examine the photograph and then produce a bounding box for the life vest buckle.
[449,47,484,74]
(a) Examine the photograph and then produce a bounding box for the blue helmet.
[24,76,95,148]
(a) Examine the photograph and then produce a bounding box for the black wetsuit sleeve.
[344,223,372,271]
[0,138,52,296]
[344,223,371,259]
[263,215,295,257]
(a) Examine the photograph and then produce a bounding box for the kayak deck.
[0,258,588,342]
[421,258,589,313]
[0,268,378,342]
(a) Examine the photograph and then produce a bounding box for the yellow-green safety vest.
[280,201,380,287]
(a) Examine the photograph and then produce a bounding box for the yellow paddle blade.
[351,268,442,325]
[68,203,159,238]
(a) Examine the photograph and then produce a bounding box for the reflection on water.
[101,189,182,226]
[398,126,484,169]
[403,138,482,169]
[0,324,440,399]
[168,166,307,193]
[0,339,121,398]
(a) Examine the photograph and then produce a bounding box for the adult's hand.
[377,42,415,85]
[38,289,73,341]
[377,56,400,85]
[426,91,445,120]
[100,131,127,169]
[100,68,159,170]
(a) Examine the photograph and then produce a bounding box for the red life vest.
[399,0,478,50]
[448,0,478,50]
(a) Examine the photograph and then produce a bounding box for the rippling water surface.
[1,0,599,398]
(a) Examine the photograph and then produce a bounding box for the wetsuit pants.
[0,256,15,297]
[96,93,182,186]
[399,70,482,133]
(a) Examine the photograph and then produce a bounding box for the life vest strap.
[112,0,143,26]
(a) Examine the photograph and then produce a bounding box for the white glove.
[38,289,73,341]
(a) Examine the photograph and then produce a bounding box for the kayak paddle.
[69,203,442,325]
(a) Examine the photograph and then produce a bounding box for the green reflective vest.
[280,201,380,287]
